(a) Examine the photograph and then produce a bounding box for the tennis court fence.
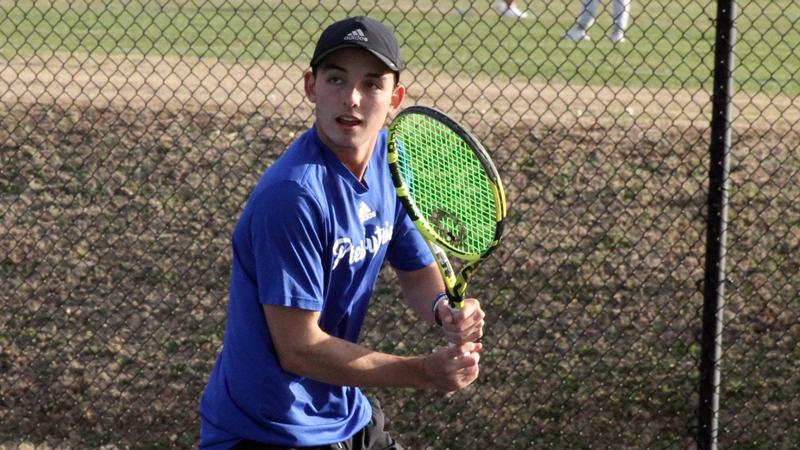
[1,1,798,448]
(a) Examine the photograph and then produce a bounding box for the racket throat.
[445,261,479,309]
[429,242,471,309]
[446,281,467,309]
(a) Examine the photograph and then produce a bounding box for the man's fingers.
[447,342,481,361]
[425,343,483,392]
[444,323,484,345]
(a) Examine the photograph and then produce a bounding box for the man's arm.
[263,304,480,392]
[393,261,446,324]
[395,262,486,345]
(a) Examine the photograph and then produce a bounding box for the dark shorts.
[232,397,403,450]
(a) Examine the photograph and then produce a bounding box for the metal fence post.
[698,0,737,449]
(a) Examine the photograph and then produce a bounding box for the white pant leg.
[612,0,631,31]
[577,0,602,30]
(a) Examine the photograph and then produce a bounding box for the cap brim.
[311,44,401,72]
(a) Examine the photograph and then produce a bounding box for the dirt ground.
[2,51,799,131]
[1,52,799,449]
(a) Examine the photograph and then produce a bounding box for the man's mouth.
[336,115,362,126]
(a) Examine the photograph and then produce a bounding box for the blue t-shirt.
[199,126,433,449]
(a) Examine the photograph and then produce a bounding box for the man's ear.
[388,83,406,116]
[304,70,316,103]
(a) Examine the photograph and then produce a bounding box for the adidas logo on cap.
[343,28,368,42]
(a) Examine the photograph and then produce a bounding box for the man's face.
[305,48,404,160]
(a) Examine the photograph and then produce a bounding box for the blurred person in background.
[563,0,631,42]
[494,0,530,18]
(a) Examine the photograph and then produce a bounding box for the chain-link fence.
[1,1,798,449]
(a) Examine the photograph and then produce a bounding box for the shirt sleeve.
[386,201,434,271]
[249,181,326,311]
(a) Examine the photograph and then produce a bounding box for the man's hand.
[422,342,482,392]
[436,297,485,345]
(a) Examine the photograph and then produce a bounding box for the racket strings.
[392,114,499,255]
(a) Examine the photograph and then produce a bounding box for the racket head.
[387,106,506,262]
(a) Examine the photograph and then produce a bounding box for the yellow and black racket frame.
[387,106,507,308]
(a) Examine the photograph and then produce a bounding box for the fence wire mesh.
[1,1,798,449]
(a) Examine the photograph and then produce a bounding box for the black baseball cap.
[310,16,404,73]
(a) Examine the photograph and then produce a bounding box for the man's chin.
[329,133,366,151]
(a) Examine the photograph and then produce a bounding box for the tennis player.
[199,16,485,450]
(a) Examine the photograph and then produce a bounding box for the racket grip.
[447,303,463,320]
[434,293,468,354]
[446,303,470,356]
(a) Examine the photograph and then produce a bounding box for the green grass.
[1,0,798,94]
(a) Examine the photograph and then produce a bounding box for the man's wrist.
[432,292,448,326]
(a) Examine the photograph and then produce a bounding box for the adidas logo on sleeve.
[343,29,368,42]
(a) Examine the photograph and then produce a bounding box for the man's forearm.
[264,304,434,390]
[395,262,446,323]
[277,332,431,389]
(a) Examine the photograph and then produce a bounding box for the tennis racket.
[387,106,507,313]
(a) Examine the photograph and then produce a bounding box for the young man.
[199,16,486,450]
